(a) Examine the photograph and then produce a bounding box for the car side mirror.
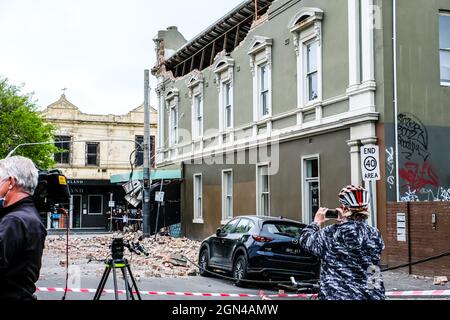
[216,228,222,236]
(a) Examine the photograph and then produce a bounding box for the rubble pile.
[45,232,202,278]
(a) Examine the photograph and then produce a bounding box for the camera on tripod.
[96,238,148,300]
[110,238,149,260]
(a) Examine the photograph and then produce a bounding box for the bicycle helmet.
[338,185,370,215]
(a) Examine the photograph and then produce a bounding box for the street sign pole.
[369,181,376,227]
[143,70,151,237]
[109,193,114,232]
[361,145,380,227]
[154,179,165,240]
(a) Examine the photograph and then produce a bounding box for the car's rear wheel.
[199,248,211,277]
[233,255,248,287]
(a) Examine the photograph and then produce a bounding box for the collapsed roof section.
[163,0,275,78]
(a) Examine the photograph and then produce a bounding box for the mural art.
[397,113,449,202]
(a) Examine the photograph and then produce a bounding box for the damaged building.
[152,0,450,276]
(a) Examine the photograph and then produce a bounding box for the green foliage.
[0,77,58,169]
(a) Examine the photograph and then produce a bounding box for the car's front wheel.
[199,248,211,277]
[233,255,249,287]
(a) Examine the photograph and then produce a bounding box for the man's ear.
[8,177,16,189]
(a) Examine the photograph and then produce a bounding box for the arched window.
[248,36,273,121]
[213,54,235,132]
[289,8,324,110]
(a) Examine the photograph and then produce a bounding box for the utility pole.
[142,70,151,237]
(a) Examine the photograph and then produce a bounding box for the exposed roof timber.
[164,0,274,75]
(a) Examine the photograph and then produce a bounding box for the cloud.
[0,0,243,115]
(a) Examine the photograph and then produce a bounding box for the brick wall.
[386,202,450,276]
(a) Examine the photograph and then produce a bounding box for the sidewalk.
[383,271,450,291]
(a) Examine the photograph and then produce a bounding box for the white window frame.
[187,72,204,141]
[214,55,235,132]
[248,37,273,122]
[169,103,178,147]
[165,89,180,148]
[301,155,321,224]
[304,40,320,103]
[258,63,271,118]
[222,81,234,130]
[221,169,234,225]
[290,9,324,108]
[193,173,204,223]
[256,164,271,217]
[440,11,450,86]
[192,93,204,139]
[87,194,103,216]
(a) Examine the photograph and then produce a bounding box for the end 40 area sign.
[361,145,381,181]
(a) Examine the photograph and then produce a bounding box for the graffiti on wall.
[386,146,395,190]
[398,113,430,161]
[400,186,450,202]
[399,161,440,192]
[396,113,450,201]
[419,187,450,202]
[400,187,419,202]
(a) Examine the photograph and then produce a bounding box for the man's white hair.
[0,156,39,195]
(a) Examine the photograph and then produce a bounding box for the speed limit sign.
[361,145,380,181]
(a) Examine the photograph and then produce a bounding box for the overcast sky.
[0,0,243,115]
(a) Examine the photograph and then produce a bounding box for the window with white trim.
[214,56,235,132]
[305,40,319,101]
[248,36,273,121]
[193,174,203,222]
[303,157,320,223]
[257,165,270,216]
[193,94,203,138]
[290,9,323,107]
[187,71,204,140]
[223,82,233,129]
[222,170,233,221]
[169,104,178,147]
[259,63,270,117]
[440,12,450,86]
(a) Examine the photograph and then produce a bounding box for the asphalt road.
[36,242,450,301]
[36,272,287,301]
[36,264,450,301]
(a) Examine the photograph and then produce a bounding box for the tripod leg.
[126,264,142,300]
[112,261,119,300]
[93,266,111,300]
[121,267,134,300]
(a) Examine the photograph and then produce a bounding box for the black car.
[198,216,320,286]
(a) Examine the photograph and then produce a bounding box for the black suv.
[198,216,320,286]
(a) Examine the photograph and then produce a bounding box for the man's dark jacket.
[0,197,47,300]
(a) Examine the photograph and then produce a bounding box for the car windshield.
[262,222,303,238]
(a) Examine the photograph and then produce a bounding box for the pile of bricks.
[44,232,202,278]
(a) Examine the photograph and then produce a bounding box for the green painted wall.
[394,0,450,126]
[161,0,350,143]
[181,129,351,240]
[381,0,450,202]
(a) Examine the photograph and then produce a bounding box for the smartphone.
[325,210,339,219]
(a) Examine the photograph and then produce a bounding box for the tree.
[0,77,57,169]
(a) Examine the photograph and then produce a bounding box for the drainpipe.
[407,201,412,274]
[393,0,400,202]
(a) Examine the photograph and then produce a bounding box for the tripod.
[93,258,142,300]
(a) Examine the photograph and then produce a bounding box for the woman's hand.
[336,207,344,222]
[313,207,328,227]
